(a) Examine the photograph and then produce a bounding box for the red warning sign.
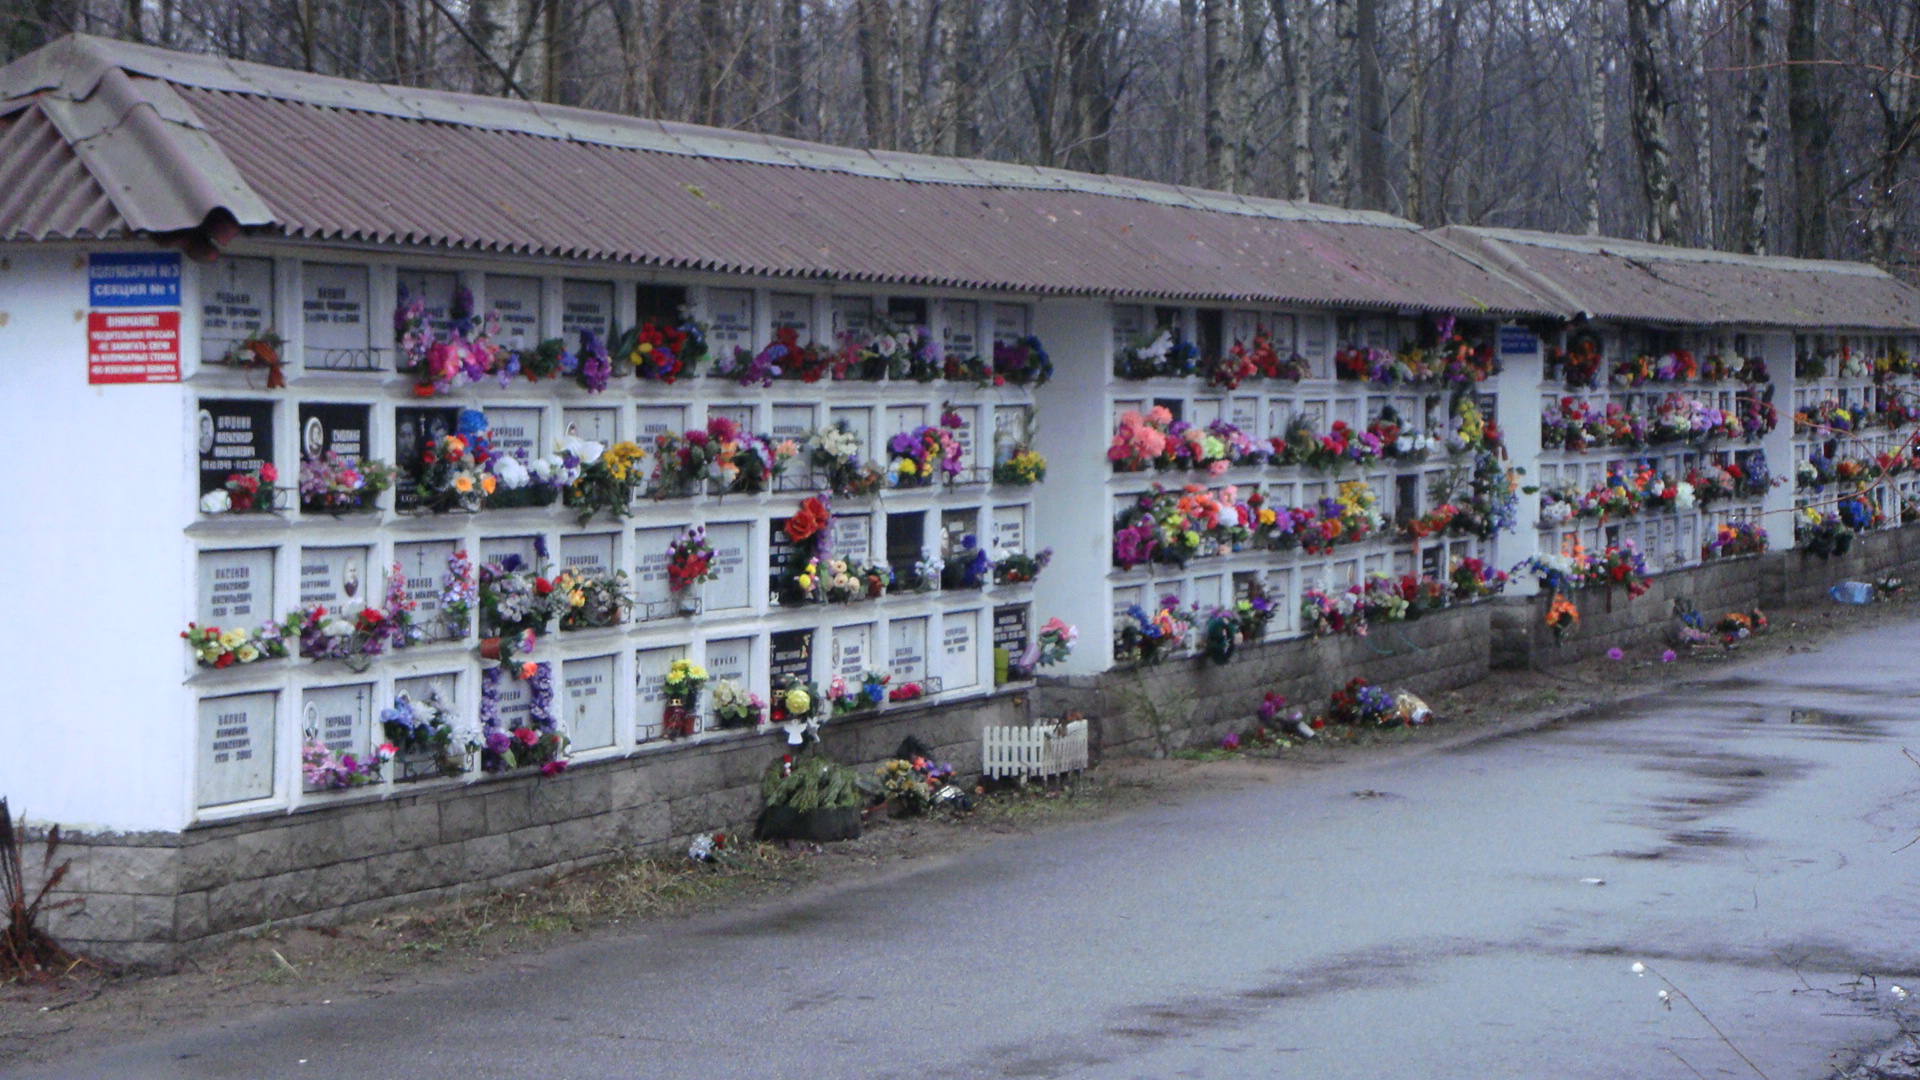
[88,310,181,384]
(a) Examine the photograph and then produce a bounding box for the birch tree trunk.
[1688,0,1715,246]
[1738,0,1770,254]
[1583,0,1607,234]
[1203,0,1232,190]
[1405,0,1425,221]
[1281,0,1313,200]
[1627,0,1684,243]
[1329,0,1357,204]
[1865,0,1919,266]
[1355,0,1388,209]
[1786,0,1829,256]
[1236,0,1267,193]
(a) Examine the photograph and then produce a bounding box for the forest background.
[2,0,1914,275]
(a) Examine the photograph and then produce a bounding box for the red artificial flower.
[534,577,554,595]
[514,727,539,746]
[214,652,235,669]
[540,760,567,776]
[784,497,830,542]
[260,463,279,484]
[411,384,437,398]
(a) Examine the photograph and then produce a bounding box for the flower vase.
[479,636,502,660]
[663,694,697,739]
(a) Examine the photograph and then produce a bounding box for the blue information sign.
[1497,326,1539,356]
[89,252,182,308]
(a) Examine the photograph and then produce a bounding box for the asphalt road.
[21,621,1920,1080]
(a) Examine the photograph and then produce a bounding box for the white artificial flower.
[1139,330,1173,361]
[1674,481,1697,510]
[578,440,605,466]
[1631,962,1646,975]
[199,489,232,514]
[492,455,530,489]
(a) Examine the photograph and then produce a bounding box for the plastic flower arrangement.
[1327,678,1399,726]
[1299,586,1366,637]
[776,497,833,604]
[876,324,943,382]
[182,620,290,668]
[887,681,926,703]
[1702,521,1768,559]
[1202,606,1244,665]
[219,329,287,387]
[201,462,281,514]
[553,568,631,631]
[302,737,390,791]
[612,319,708,384]
[662,658,709,738]
[1108,409,1172,472]
[287,603,409,669]
[1035,618,1077,666]
[1546,593,1580,642]
[717,325,816,386]
[380,687,468,778]
[562,437,646,524]
[806,421,887,498]
[710,678,764,729]
[770,676,824,728]
[992,335,1052,386]
[408,410,496,514]
[1114,328,1199,379]
[1115,597,1191,665]
[479,552,556,645]
[298,452,395,514]
[483,448,567,509]
[1449,557,1509,599]
[991,546,1053,585]
[887,420,964,487]
[476,664,565,773]
[666,526,717,595]
[1547,333,1605,388]
[941,534,993,590]
[993,447,1048,486]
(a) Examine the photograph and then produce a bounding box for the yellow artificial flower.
[569,589,586,608]
[453,475,474,494]
[481,474,498,495]
[689,663,708,680]
[218,628,247,650]
[236,643,260,663]
[785,687,811,715]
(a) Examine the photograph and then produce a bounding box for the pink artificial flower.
[1661,649,1677,663]
[1605,647,1624,661]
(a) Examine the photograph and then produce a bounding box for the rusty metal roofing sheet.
[0,102,124,241]
[160,85,1546,312]
[1433,226,1920,331]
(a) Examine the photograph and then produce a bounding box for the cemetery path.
[15,618,1920,1079]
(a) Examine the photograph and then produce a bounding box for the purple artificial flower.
[1605,647,1624,661]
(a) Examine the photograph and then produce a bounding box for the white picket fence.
[981,719,1089,780]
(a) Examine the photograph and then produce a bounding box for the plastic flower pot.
[479,636,503,660]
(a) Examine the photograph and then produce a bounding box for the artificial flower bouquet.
[554,568,632,631]
[711,677,765,729]
[562,437,646,524]
[991,547,1053,585]
[380,687,469,778]
[662,658,709,738]
[182,620,290,668]
[302,737,390,791]
[807,422,887,498]
[299,453,396,514]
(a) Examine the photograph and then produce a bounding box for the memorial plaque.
[831,623,872,680]
[709,404,754,432]
[829,407,870,458]
[635,525,680,606]
[704,637,750,686]
[706,522,751,611]
[941,508,978,558]
[1193,574,1224,610]
[303,682,373,760]
[993,604,1030,656]
[560,533,615,578]
[1112,584,1145,618]
[887,511,925,583]
[565,655,617,750]
[1113,304,1145,348]
[1229,397,1260,435]
[1113,399,1145,425]
[200,256,274,362]
[479,534,539,566]
[1225,310,1259,347]
[395,540,457,627]
[298,545,371,611]
[636,406,684,442]
[562,280,614,343]
[770,628,814,685]
[635,645,688,740]
[198,548,275,624]
[494,667,535,730]
[1300,315,1330,362]
[1189,399,1222,427]
[770,292,813,338]
[301,263,370,368]
[992,506,1026,555]
[297,403,369,465]
[889,617,928,683]
[1269,314,1298,354]
[771,405,812,443]
[941,300,978,357]
[394,406,459,512]
[886,404,925,437]
[830,513,872,564]
[562,407,618,444]
[940,611,978,690]
[991,303,1030,345]
[487,275,543,350]
[198,398,275,495]
[1333,399,1359,428]
[197,691,276,808]
[394,673,458,721]
[768,516,798,602]
[832,296,873,335]
[1232,571,1260,605]
[395,268,458,337]
[1361,318,1389,351]
[706,287,755,358]
[487,407,542,463]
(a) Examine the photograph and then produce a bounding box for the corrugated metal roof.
[0,102,125,241]
[1432,226,1920,331]
[0,34,1559,314]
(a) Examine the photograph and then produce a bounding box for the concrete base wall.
[1034,603,1490,758]
[34,692,1027,966]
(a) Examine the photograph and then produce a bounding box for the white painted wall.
[1030,298,1114,675]
[1757,331,1798,551]
[0,245,193,832]
[1495,325,1543,595]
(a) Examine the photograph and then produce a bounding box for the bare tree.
[1627,0,1684,242]
[1787,0,1831,256]
[1355,0,1388,208]
[1738,0,1771,254]
[1328,0,1357,203]
[1279,0,1313,200]
[1583,0,1608,234]
[1203,0,1231,189]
